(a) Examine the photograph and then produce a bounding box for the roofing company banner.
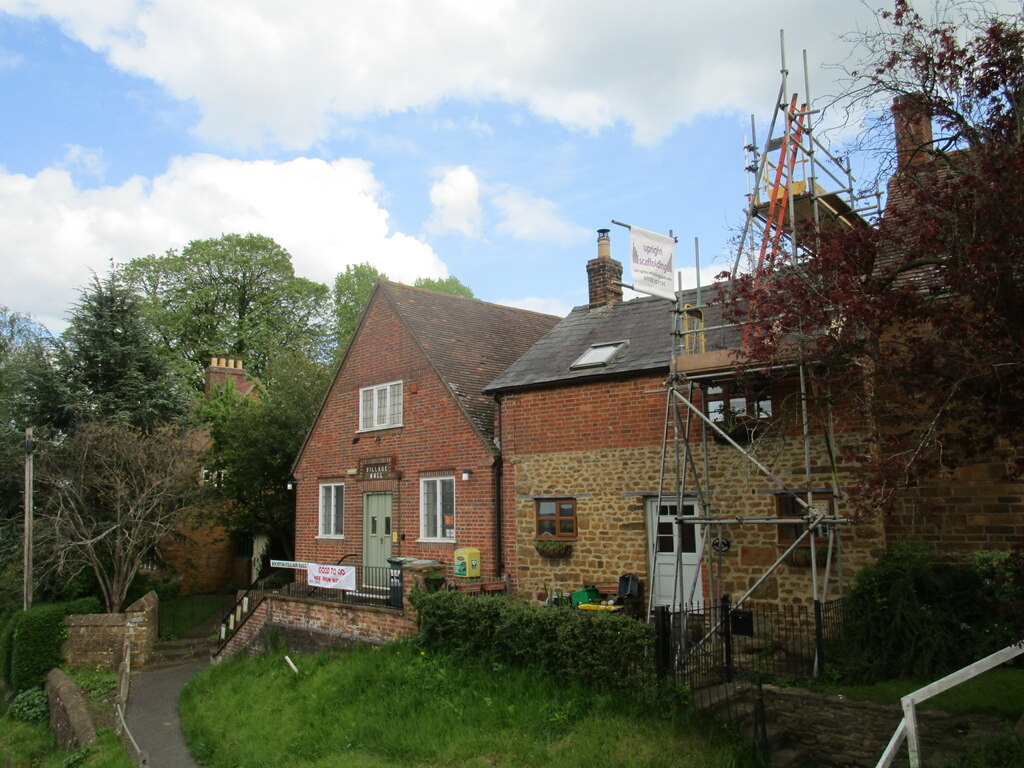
[629,226,676,300]
[306,562,357,590]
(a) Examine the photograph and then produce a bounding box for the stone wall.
[45,668,97,751]
[498,374,885,606]
[62,591,158,670]
[887,439,1024,556]
[757,684,1009,768]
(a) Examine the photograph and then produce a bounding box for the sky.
[0,1,1008,332]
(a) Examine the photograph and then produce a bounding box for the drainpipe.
[493,395,505,579]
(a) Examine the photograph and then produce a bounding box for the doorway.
[647,497,704,609]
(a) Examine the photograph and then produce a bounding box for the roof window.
[570,340,628,370]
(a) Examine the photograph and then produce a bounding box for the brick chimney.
[204,357,256,398]
[587,229,623,308]
[893,93,933,172]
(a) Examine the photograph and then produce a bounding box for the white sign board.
[306,562,357,591]
[629,226,676,300]
[270,560,308,570]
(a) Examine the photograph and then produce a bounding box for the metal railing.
[670,596,845,691]
[216,564,403,653]
[876,639,1024,768]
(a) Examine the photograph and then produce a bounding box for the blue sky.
[0,1,996,332]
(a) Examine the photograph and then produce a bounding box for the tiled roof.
[485,283,737,394]
[380,281,561,446]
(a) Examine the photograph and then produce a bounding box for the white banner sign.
[629,226,676,300]
[306,562,357,590]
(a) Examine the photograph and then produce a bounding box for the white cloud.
[426,165,483,238]
[57,145,108,182]
[498,295,572,318]
[0,0,955,149]
[0,154,446,331]
[492,188,589,246]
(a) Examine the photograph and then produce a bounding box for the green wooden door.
[363,492,392,569]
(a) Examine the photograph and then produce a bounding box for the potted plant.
[535,539,572,559]
[424,569,446,590]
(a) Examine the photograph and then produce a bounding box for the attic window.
[570,340,628,370]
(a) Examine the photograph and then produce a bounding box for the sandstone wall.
[62,591,158,670]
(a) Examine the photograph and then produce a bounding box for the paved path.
[126,659,207,768]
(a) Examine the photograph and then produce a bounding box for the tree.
[35,420,210,613]
[125,234,332,379]
[0,308,50,577]
[202,351,332,562]
[413,275,474,298]
[332,263,386,353]
[720,1,1024,512]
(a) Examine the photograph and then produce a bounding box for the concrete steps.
[147,637,216,669]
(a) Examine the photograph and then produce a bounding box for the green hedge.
[3,597,101,692]
[415,591,655,688]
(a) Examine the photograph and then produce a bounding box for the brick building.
[486,230,886,609]
[291,281,559,580]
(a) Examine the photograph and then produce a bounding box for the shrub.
[415,591,655,687]
[6,597,101,692]
[0,603,20,687]
[7,687,49,722]
[840,543,991,682]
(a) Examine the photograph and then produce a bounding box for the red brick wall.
[293,293,502,579]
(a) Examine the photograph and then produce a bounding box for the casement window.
[536,499,577,539]
[777,492,833,545]
[704,381,772,424]
[319,483,344,537]
[420,477,455,541]
[359,381,403,431]
[682,305,705,355]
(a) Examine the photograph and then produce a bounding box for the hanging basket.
[784,546,829,568]
[534,540,572,559]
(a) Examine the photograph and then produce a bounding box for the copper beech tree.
[719,1,1024,514]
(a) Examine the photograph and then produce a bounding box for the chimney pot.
[219,357,226,367]
[587,229,623,307]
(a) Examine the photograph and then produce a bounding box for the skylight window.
[570,340,628,369]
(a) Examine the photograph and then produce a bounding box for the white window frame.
[570,340,628,370]
[419,476,455,542]
[318,483,345,538]
[359,380,403,431]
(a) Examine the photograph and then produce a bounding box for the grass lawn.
[816,667,1024,721]
[0,716,131,768]
[180,642,758,768]
[158,593,230,640]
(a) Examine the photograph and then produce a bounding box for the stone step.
[147,638,217,668]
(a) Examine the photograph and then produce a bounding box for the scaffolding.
[647,33,882,679]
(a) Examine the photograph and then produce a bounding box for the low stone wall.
[63,591,158,670]
[761,684,1009,767]
[45,668,97,751]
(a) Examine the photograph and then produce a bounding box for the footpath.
[125,611,223,768]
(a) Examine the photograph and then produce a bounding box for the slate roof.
[485,283,737,394]
[379,281,561,445]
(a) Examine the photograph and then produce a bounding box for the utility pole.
[23,426,34,610]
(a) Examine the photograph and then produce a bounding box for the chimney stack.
[587,229,623,308]
[204,356,255,398]
[893,93,933,172]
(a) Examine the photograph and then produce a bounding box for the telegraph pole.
[23,426,34,610]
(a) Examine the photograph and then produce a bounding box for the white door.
[647,498,704,609]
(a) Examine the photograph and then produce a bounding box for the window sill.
[416,538,457,545]
[316,535,346,541]
[356,425,403,434]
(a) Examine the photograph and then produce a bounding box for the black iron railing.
[216,564,404,653]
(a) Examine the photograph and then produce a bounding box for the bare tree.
[37,420,210,613]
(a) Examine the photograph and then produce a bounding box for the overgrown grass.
[0,718,131,768]
[816,667,1024,721]
[180,642,758,768]
[158,594,229,640]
